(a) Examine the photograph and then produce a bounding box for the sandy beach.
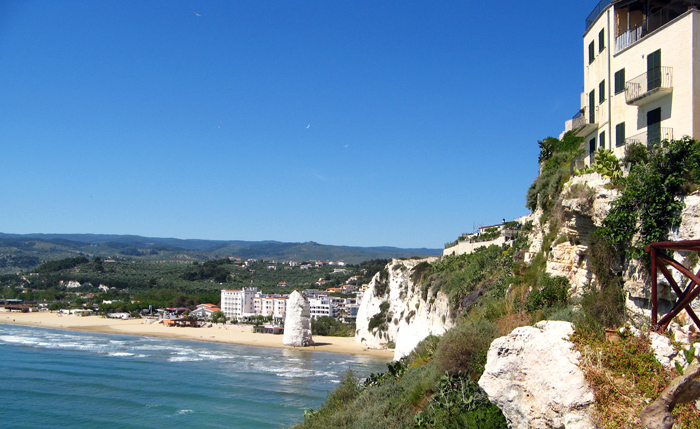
[0,310,394,360]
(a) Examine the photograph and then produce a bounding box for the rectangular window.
[599,29,605,52]
[614,69,625,94]
[599,80,605,103]
[589,90,596,124]
[589,41,595,64]
[616,122,626,147]
[599,131,606,150]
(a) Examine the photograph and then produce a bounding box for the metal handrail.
[625,127,673,147]
[625,66,673,103]
[586,0,612,31]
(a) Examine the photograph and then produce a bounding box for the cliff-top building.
[568,0,700,165]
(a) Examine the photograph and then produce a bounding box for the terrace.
[625,66,673,105]
[625,126,673,147]
[614,0,697,52]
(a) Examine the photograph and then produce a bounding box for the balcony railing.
[625,127,673,147]
[571,107,598,137]
[625,66,673,105]
[615,0,696,53]
[586,0,612,31]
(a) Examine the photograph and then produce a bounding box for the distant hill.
[0,233,441,273]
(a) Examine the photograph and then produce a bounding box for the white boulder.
[478,321,596,429]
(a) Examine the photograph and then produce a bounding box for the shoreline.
[0,311,394,360]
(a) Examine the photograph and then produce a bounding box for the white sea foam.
[168,356,203,362]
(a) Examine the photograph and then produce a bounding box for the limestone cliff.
[526,172,700,322]
[355,258,454,361]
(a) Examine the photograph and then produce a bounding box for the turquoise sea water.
[0,324,389,428]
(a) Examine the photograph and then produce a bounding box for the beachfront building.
[253,294,287,323]
[568,0,700,166]
[221,288,257,320]
[190,303,221,320]
[308,296,335,319]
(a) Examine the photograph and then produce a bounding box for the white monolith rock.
[283,290,313,347]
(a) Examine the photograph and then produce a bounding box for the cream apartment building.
[571,0,700,164]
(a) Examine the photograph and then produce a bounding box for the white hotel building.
[569,0,700,165]
[220,288,257,320]
[221,288,287,322]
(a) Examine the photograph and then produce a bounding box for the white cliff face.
[545,174,618,297]
[283,290,313,347]
[478,321,596,429]
[355,258,454,360]
[529,174,700,321]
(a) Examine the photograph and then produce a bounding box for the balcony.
[614,0,696,53]
[571,108,598,138]
[625,67,673,105]
[625,126,673,147]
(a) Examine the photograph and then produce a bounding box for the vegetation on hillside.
[297,136,700,428]
[0,257,389,315]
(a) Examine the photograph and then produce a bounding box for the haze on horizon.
[0,1,594,248]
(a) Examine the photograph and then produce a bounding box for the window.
[614,69,625,94]
[599,80,605,103]
[599,131,606,150]
[599,29,605,52]
[616,122,625,147]
[589,90,595,124]
[589,41,595,64]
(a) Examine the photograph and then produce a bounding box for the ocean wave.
[168,356,203,362]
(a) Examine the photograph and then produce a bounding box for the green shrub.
[525,274,569,312]
[374,268,390,296]
[434,319,499,380]
[368,301,391,332]
[413,372,508,428]
[603,137,700,260]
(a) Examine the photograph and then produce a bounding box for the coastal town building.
[190,303,221,320]
[568,0,700,165]
[219,287,358,323]
[221,288,257,320]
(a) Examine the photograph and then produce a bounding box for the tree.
[211,311,226,324]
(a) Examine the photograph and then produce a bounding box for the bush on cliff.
[603,137,700,260]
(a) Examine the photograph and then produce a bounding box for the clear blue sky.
[0,1,596,249]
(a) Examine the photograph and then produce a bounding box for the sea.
[0,323,389,428]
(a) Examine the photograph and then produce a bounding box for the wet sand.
[0,310,393,359]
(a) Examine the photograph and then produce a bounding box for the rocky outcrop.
[526,173,700,322]
[544,173,618,297]
[355,258,454,360]
[283,290,313,347]
[478,321,596,429]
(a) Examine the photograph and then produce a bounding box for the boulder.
[283,290,313,347]
[478,321,596,429]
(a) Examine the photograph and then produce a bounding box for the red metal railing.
[645,240,700,333]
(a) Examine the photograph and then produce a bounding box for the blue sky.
[0,1,596,249]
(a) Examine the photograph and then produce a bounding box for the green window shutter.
[614,69,625,94]
[616,122,625,147]
[589,90,596,123]
[589,41,595,64]
[599,29,605,52]
[599,131,606,150]
[599,80,605,103]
